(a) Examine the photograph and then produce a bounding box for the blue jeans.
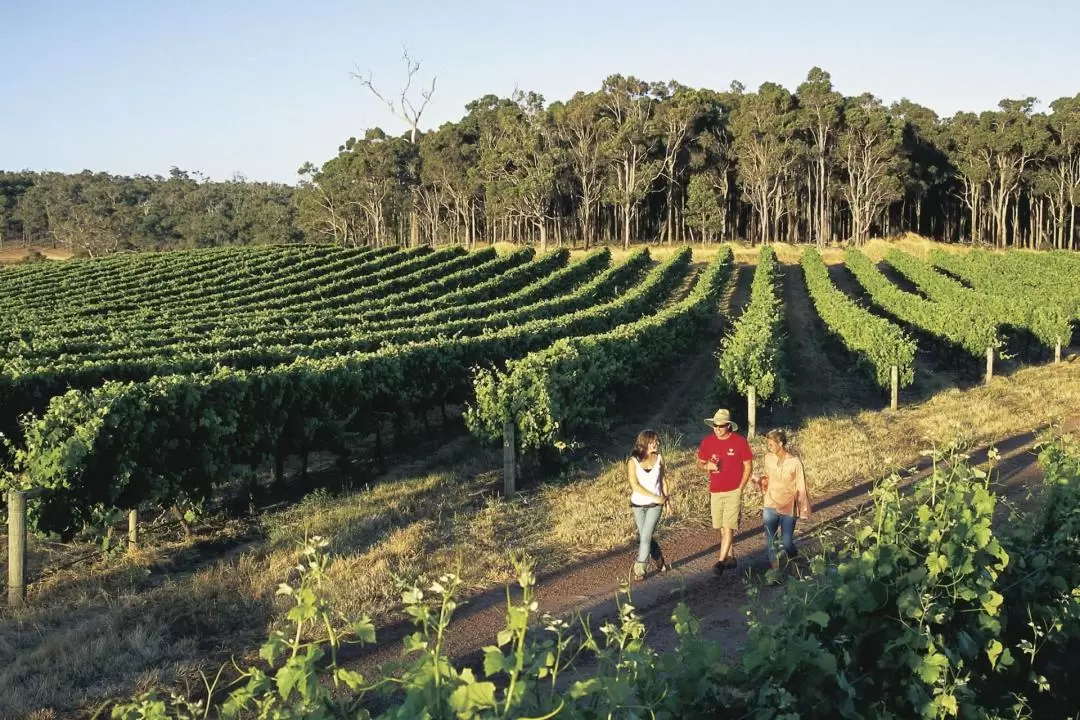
[632,504,664,567]
[762,507,798,566]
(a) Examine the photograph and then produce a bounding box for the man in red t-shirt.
[697,408,753,574]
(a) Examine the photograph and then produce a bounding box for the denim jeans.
[631,504,664,566]
[762,507,798,565]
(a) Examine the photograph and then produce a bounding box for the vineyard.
[0,242,1077,537]
[0,240,1079,718]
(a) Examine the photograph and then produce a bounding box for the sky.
[2,0,1077,185]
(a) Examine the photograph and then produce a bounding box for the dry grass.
[3,356,1079,717]
[565,234,974,268]
[0,246,73,264]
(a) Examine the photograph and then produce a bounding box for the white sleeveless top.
[630,454,664,506]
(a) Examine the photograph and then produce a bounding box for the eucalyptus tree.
[686,86,739,241]
[463,94,519,242]
[420,121,481,246]
[946,111,991,244]
[982,99,1045,248]
[892,99,954,239]
[295,130,414,247]
[796,67,842,246]
[1047,94,1080,249]
[478,91,564,251]
[551,91,610,248]
[655,82,711,243]
[837,94,905,244]
[684,172,725,242]
[599,75,664,249]
[347,129,416,246]
[730,82,800,243]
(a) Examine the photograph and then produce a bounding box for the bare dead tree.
[352,48,436,144]
[351,48,437,246]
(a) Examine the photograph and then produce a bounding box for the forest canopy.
[4,68,1079,255]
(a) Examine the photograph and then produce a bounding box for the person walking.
[627,429,670,581]
[697,409,753,574]
[755,428,812,569]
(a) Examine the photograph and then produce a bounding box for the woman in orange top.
[754,429,812,569]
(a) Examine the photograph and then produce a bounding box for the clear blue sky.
[2,0,1075,185]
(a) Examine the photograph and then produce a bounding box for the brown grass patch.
[566,234,976,268]
[0,246,73,264]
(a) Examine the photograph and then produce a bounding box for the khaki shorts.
[710,490,742,530]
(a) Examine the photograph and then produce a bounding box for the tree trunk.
[665,181,674,244]
[410,202,420,247]
[1071,200,1077,251]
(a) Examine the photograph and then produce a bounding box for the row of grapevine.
[12,250,645,369]
[885,249,1070,352]
[716,246,786,433]
[84,245,473,323]
[1,243,368,322]
[844,249,1000,360]
[466,247,730,454]
[930,249,1080,341]
[10,247,538,360]
[801,248,916,394]
[2,244,438,331]
[0,242,324,304]
[5,246,572,349]
[12,251,694,533]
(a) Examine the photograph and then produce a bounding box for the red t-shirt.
[698,433,754,492]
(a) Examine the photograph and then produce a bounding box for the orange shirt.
[762,452,810,517]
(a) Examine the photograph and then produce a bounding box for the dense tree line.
[0,168,303,256]
[5,68,1080,256]
[298,68,1080,251]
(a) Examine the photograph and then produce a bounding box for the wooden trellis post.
[746,386,757,440]
[7,490,26,608]
[128,509,139,552]
[890,365,899,411]
[503,421,516,500]
[985,346,994,385]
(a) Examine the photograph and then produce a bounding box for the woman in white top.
[627,429,671,581]
[754,429,812,569]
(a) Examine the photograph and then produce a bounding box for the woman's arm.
[658,455,669,500]
[754,452,775,491]
[793,457,812,519]
[627,459,665,504]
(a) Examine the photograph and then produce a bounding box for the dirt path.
[343,416,1078,696]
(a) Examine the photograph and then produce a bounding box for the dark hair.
[631,429,660,460]
[764,428,788,448]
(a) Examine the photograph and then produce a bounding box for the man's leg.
[710,493,728,571]
[719,527,733,562]
[721,490,741,566]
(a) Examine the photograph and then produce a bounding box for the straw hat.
[704,408,738,431]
